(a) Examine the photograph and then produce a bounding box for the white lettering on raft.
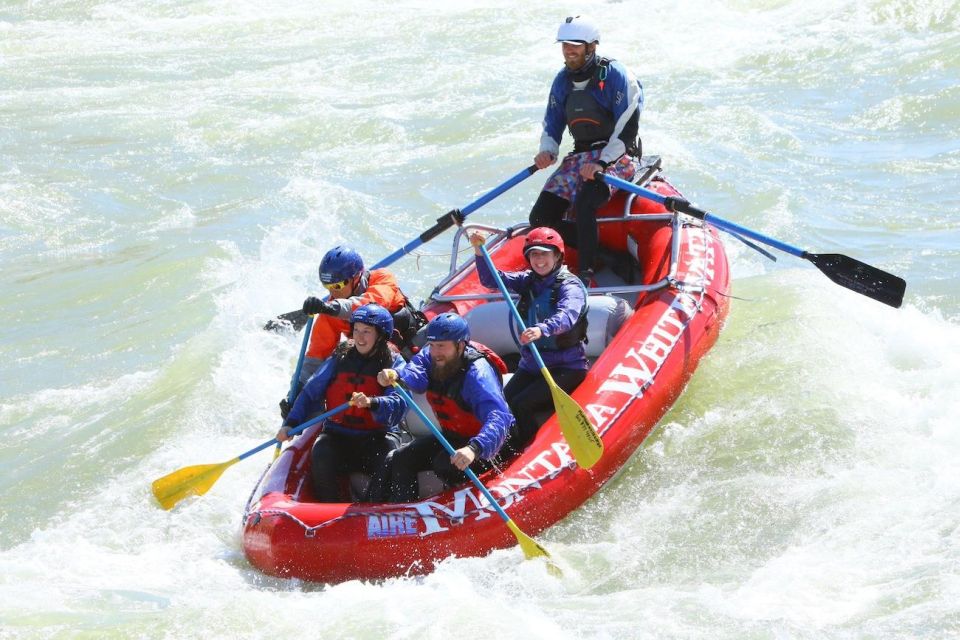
[371,442,574,538]
[586,226,715,430]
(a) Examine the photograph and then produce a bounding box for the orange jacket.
[305,269,408,360]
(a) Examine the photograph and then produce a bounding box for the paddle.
[263,165,540,332]
[274,314,316,456]
[391,383,561,575]
[474,241,603,469]
[599,173,907,308]
[151,401,352,510]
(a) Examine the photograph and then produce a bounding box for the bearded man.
[377,313,514,502]
[529,15,644,285]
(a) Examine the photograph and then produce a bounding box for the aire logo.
[367,513,419,538]
[365,442,576,540]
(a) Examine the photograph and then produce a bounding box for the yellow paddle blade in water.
[547,372,603,470]
[151,458,239,510]
[506,519,563,577]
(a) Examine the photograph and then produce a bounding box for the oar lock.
[661,196,704,218]
[421,208,467,244]
[437,208,466,228]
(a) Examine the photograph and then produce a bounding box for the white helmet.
[556,16,600,45]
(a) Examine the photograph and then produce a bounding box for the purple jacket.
[476,258,589,373]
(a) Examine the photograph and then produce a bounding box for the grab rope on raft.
[243,455,578,537]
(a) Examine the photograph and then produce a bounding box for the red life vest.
[324,346,390,432]
[425,342,506,438]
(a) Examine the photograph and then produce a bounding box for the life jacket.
[425,342,507,438]
[391,296,428,351]
[565,57,641,157]
[516,269,589,350]
[566,57,616,152]
[324,343,393,432]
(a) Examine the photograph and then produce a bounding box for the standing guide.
[528,15,644,285]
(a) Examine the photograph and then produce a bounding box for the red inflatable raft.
[242,158,731,582]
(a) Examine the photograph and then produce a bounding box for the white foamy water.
[1,1,958,638]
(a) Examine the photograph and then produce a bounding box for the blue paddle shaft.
[278,314,316,453]
[266,166,538,335]
[601,173,806,259]
[287,315,315,404]
[476,244,550,372]
[373,166,537,269]
[239,401,352,462]
[392,384,514,525]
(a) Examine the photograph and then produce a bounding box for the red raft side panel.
[597,176,677,253]
[242,181,731,583]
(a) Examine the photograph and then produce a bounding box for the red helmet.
[523,227,565,260]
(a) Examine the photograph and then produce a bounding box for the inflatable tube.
[242,167,731,583]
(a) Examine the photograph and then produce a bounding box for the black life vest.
[390,296,428,351]
[515,269,589,350]
[324,343,394,432]
[564,57,641,156]
[425,343,506,438]
[565,57,616,152]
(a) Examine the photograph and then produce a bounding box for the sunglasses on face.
[322,279,350,291]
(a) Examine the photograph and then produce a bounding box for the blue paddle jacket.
[540,56,644,165]
[397,345,513,460]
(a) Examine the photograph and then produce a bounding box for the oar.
[599,173,907,308]
[475,242,603,469]
[263,165,540,332]
[274,314,316,457]
[391,383,561,575]
[151,401,352,510]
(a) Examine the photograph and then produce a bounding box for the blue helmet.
[350,303,394,338]
[319,246,364,284]
[425,312,470,343]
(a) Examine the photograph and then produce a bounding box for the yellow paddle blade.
[506,519,562,577]
[151,458,239,510]
[548,376,603,469]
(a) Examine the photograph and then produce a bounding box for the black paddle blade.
[263,309,309,332]
[804,253,906,308]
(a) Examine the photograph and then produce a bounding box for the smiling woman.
[1,0,958,637]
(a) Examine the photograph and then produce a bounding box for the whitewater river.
[2,1,958,638]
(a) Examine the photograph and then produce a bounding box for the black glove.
[302,297,338,316]
[279,398,291,420]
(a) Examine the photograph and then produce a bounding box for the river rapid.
[1,1,958,638]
